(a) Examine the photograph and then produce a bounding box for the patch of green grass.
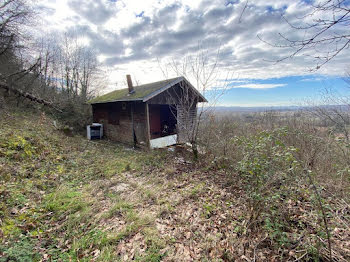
[137,227,166,262]
[70,229,111,257]
[44,186,88,218]
[41,228,120,261]
[0,236,39,262]
[65,206,93,233]
[97,245,120,261]
[104,200,133,219]
[202,203,216,218]
[137,151,168,170]
[4,188,28,208]
[125,209,139,222]
[1,219,22,238]
[158,201,175,218]
[115,211,154,242]
[103,160,131,177]
[142,188,157,203]
[0,135,38,160]
[189,183,205,199]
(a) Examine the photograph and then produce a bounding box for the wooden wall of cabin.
[177,103,197,143]
[132,102,148,147]
[92,102,149,147]
[147,83,199,105]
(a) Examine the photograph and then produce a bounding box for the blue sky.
[217,75,349,107]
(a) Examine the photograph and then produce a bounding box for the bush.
[233,128,303,241]
[197,112,343,258]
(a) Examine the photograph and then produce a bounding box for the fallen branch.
[0,81,63,113]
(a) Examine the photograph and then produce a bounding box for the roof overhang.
[90,98,143,104]
[142,76,208,103]
[90,76,208,105]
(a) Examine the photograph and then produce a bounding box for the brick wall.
[92,102,148,146]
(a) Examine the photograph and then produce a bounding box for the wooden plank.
[131,102,135,146]
[150,134,177,148]
[177,104,197,143]
[142,77,183,102]
[145,102,151,149]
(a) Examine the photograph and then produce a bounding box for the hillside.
[1,109,350,261]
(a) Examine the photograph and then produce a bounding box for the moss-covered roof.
[89,77,183,104]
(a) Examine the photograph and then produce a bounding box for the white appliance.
[87,123,103,140]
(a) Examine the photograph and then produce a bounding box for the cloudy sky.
[35,0,350,106]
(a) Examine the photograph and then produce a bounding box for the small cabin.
[89,75,207,149]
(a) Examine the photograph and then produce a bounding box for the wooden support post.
[145,102,151,149]
[131,102,136,147]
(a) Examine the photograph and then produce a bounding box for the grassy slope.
[0,109,349,261]
[0,110,169,261]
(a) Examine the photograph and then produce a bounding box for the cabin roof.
[89,76,207,104]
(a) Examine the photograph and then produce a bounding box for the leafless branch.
[259,0,350,70]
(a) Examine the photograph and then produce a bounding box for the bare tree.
[159,49,230,160]
[306,86,350,140]
[54,34,103,101]
[0,0,32,57]
[30,33,108,127]
[0,30,105,128]
[33,33,104,102]
[0,2,106,129]
[259,0,350,70]
[0,0,45,109]
[0,0,34,80]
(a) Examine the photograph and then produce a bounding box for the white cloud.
[231,83,287,89]
[299,76,327,82]
[34,0,350,89]
[219,101,296,107]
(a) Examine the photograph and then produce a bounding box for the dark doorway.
[149,104,177,139]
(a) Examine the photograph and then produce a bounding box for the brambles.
[233,128,303,235]
[198,111,350,260]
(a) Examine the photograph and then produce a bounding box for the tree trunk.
[0,82,63,113]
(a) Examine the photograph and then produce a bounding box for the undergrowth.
[1,108,349,261]
[0,109,167,261]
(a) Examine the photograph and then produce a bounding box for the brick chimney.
[126,75,134,94]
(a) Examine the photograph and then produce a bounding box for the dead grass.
[1,108,350,261]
